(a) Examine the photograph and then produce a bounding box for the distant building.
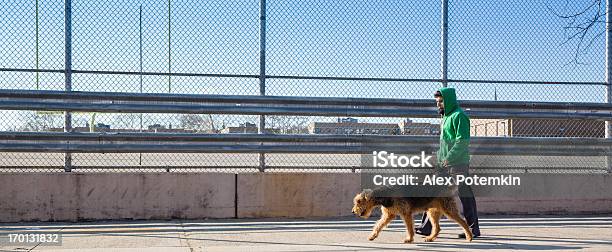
[145,123,193,133]
[148,123,165,132]
[338,117,358,123]
[220,122,258,134]
[470,119,509,137]
[308,118,398,135]
[398,119,440,135]
[50,123,196,133]
[470,119,604,138]
[308,118,439,135]
[84,122,111,132]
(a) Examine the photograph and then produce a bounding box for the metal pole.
[35,0,39,89]
[258,0,266,172]
[139,6,143,123]
[606,0,612,172]
[167,0,171,93]
[64,0,72,172]
[139,4,144,166]
[140,5,143,95]
[440,0,449,88]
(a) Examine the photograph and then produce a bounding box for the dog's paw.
[403,237,414,243]
[368,233,378,241]
[423,237,436,242]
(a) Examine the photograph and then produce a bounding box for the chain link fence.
[0,0,609,173]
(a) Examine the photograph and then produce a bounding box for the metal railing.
[1,89,611,120]
[0,131,609,156]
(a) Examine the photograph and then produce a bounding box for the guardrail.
[0,132,609,156]
[1,89,611,120]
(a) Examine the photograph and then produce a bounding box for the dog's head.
[352,189,376,218]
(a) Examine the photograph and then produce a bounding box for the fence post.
[167,0,172,93]
[258,0,267,172]
[440,0,449,88]
[606,0,612,172]
[139,4,144,166]
[64,0,73,172]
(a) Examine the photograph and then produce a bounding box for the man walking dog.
[416,87,481,239]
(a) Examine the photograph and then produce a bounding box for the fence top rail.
[1,89,611,111]
[0,68,608,86]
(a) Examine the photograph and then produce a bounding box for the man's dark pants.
[417,164,481,235]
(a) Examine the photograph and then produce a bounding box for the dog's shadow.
[416,241,582,251]
[371,234,586,251]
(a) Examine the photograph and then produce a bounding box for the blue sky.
[0,0,608,130]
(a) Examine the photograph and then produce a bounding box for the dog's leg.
[442,208,473,242]
[423,209,441,242]
[400,212,414,243]
[443,201,472,241]
[369,207,395,241]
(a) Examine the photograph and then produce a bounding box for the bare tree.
[548,0,607,64]
[72,115,89,130]
[177,114,225,133]
[19,112,63,131]
[267,116,309,134]
[113,113,142,130]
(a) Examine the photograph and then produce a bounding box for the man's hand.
[443,160,448,168]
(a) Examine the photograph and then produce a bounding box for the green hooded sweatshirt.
[437,87,470,167]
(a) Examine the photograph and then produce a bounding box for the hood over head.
[437,87,458,116]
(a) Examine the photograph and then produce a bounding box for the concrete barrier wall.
[236,173,612,217]
[237,173,361,218]
[1,173,611,222]
[0,173,235,222]
[476,174,612,214]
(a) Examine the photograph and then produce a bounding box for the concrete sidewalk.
[1,215,611,251]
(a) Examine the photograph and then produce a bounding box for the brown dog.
[352,188,472,243]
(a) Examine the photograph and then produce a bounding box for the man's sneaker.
[415,228,430,236]
[458,230,480,239]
